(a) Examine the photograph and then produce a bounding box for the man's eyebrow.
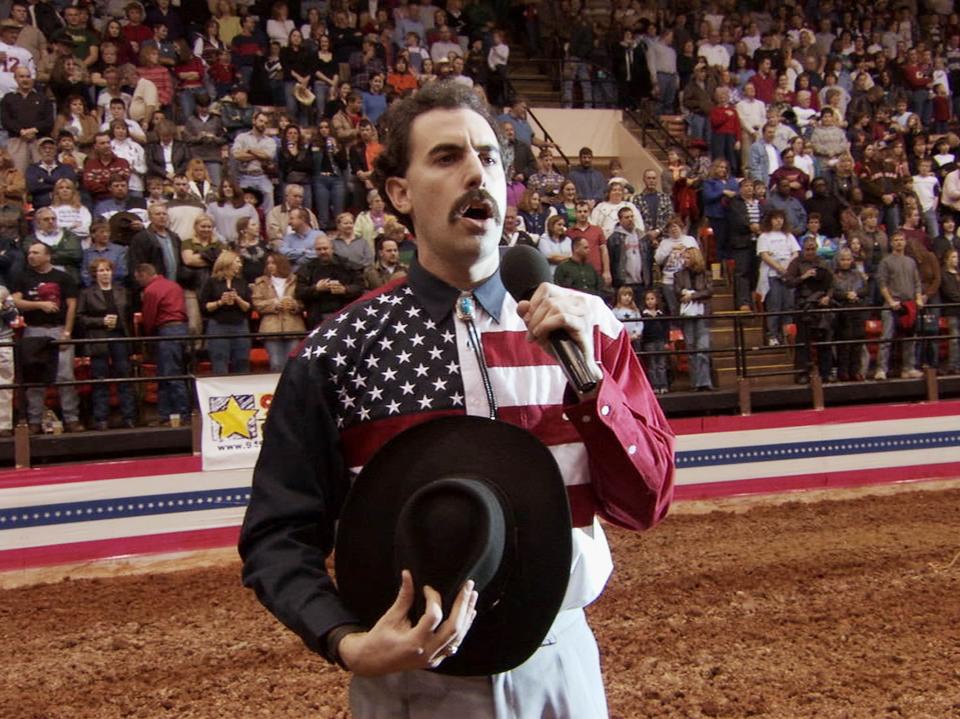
[426,142,502,157]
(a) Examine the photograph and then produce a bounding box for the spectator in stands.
[907,237,942,369]
[232,111,277,215]
[747,123,780,187]
[49,178,91,245]
[134,262,189,425]
[82,220,127,288]
[280,207,323,270]
[207,178,258,245]
[252,251,304,372]
[934,214,960,262]
[568,147,606,206]
[231,14,266,88]
[26,138,77,210]
[200,250,252,375]
[53,95,99,152]
[1,66,54,174]
[940,248,960,375]
[100,97,147,143]
[167,174,207,241]
[26,206,83,285]
[185,159,217,205]
[674,246,714,391]
[295,234,362,328]
[267,184,319,248]
[527,147,565,198]
[277,125,313,210]
[655,217,699,319]
[236,216,268,284]
[109,120,147,198]
[785,236,834,383]
[94,175,148,223]
[757,209,799,347]
[310,119,349,231]
[634,168,674,244]
[84,133,133,216]
[363,235,409,290]
[568,199,611,284]
[554,235,604,296]
[500,121,538,189]
[145,121,188,182]
[330,212,372,272]
[608,205,652,294]
[78,257,137,430]
[610,28,650,112]
[709,86,741,176]
[703,158,738,261]
[590,180,633,240]
[129,202,182,285]
[766,174,808,235]
[683,62,715,143]
[737,82,767,173]
[538,214,571,279]
[832,247,869,382]
[12,241,82,433]
[0,283,17,438]
[178,212,223,334]
[874,231,924,381]
[804,178,844,242]
[727,179,760,312]
[355,189,395,250]
[499,205,535,249]
[637,288,668,394]
[497,99,551,150]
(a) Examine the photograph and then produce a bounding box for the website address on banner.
[216,441,263,451]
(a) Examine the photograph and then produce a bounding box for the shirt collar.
[408,257,505,324]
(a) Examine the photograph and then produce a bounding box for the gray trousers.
[349,608,608,719]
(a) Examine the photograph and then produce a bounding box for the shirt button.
[581,415,591,424]
[628,445,637,455]
[600,405,610,416]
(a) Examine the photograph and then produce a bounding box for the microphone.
[500,245,603,395]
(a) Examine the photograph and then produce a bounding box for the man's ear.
[385,176,411,215]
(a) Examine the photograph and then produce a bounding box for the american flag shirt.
[241,260,676,649]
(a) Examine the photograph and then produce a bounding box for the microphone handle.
[549,331,602,395]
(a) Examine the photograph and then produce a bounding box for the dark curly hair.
[371,82,503,230]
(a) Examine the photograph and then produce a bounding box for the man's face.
[385,108,506,271]
[349,96,362,114]
[777,177,791,195]
[812,181,827,196]
[763,125,776,144]
[286,187,304,208]
[11,5,27,23]
[315,238,333,262]
[573,238,589,261]
[337,214,354,237]
[575,204,590,224]
[802,239,818,260]
[512,102,527,120]
[359,123,375,143]
[579,152,592,169]
[501,122,515,142]
[150,205,169,229]
[371,74,384,92]
[290,209,306,231]
[379,239,399,266]
[173,177,189,195]
[503,208,518,234]
[740,182,754,201]
[155,23,168,40]
[619,209,635,231]
[95,135,112,157]
[253,113,268,133]
[14,67,32,93]
[64,6,81,26]
[643,171,657,190]
[39,142,56,163]
[27,243,51,269]
[35,211,57,233]
[110,179,128,199]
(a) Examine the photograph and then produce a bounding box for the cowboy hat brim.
[335,415,573,677]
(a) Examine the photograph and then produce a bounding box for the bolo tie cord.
[456,292,499,420]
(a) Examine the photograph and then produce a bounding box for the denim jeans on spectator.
[683,317,713,389]
[313,173,346,228]
[656,72,678,115]
[661,283,679,322]
[312,82,330,114]
[204,161,222,188]
[731,247,754,309]
[562,59,593,108]
[156,322,189,421]
[238,173,275,215]
[178,88,208,124]
[641,339,668,391]
[710,133,738,177]
[876,307,915,374]
[24,325,79,425]
[922,209,940,240]
[765,277,793,342]
[207,319,251,375]
[90,337,137,424]
[265,337,299,372]
[687,113,711,144]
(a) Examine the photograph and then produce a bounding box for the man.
[568,147,606,206]
[766,175,807,233]
[99,97,147,143]
[874,231,924,381]
[12,241,83,433]
[727,180,760,311]
[0,19,36,93]
[81,220,128,287]
[93,174,148,223]
[682,63,715,143]
[280,208,324,270]
[647,28,678,116]
[83,134,133,216]
[142,20,178,67]
[166,174,206,241]
[145,0,185,43]
[240,82,674,717]
[499,121,537,186]
[25,206,83,284]
[555,236,604,296]
[496,99,551,150]
[7,4,45,67]
[608,205,653,293]
[25,137,76,209]
[567,199,612,286]
[129,202,181,284]
[747,122,780,186]
[182,94,226,186]
[612,28,650,111]
[95,67,133,121]
[267,185,320,247]
[145,121,189,180]
[347,119,384,209]
[232,111,277,215]
[332,92,363,148]
[231,14,265,88]
[633,169,673,243]
[394,3,426,47]
[135,262,190,425]
[363,235,409,289]
[1,65,52,173]
[293,234,362,327]
[52,5,98,68]
[804,178,843,241]
[736,82,767,171]
[498,205,534,248]
[429,24,461,64]
[698,30,729,70]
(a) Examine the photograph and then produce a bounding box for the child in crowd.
[210,50,238,99]
[912,157,942,240]
[612,285,643,352]
[932,83,951,135]
[799,213,837,261]
[640,289,670,394]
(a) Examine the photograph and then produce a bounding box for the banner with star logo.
[196,374,281,471]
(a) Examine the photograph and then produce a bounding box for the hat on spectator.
[335,416,573,677]
[293,84,316,106]
[37,137,56,147]
[241,186,264,206]
[0,19,23,30]
[52,34,75,47]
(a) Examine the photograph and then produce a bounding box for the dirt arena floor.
[3,483,959,719]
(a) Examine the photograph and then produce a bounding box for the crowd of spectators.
[1,0,960,433]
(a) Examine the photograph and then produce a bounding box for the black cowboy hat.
[334,415,573,677]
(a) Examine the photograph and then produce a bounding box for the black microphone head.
[501,245,552,302]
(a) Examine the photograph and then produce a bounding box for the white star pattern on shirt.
[386,399,401,414]
[413,363,429,377]
[394,321,408,334]
[342,336,356,349]
[446,361,460,374]
[441,330,455,343]
[432,378,447,391]
[358,407,371,421]
[312,345,326,359]
[365,305,379,316]
[382,367,398,381]
[406,306,422,318]
[333,353,347,367]
[417,395,433,409]
[428,346,443,360]
[324,328,338,339]
[351,375,367,389]
[400,381,416,395]
[365,354,380,369]
[352,317,366,332]
[378,336,394,351]
[396,350,412,364]
[410,333,425,347]
[301,347,311,359]
[425,319,436,330]
[368,386,384,400]
[450,392,464,406]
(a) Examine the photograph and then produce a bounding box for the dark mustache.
[448,189,502,224]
